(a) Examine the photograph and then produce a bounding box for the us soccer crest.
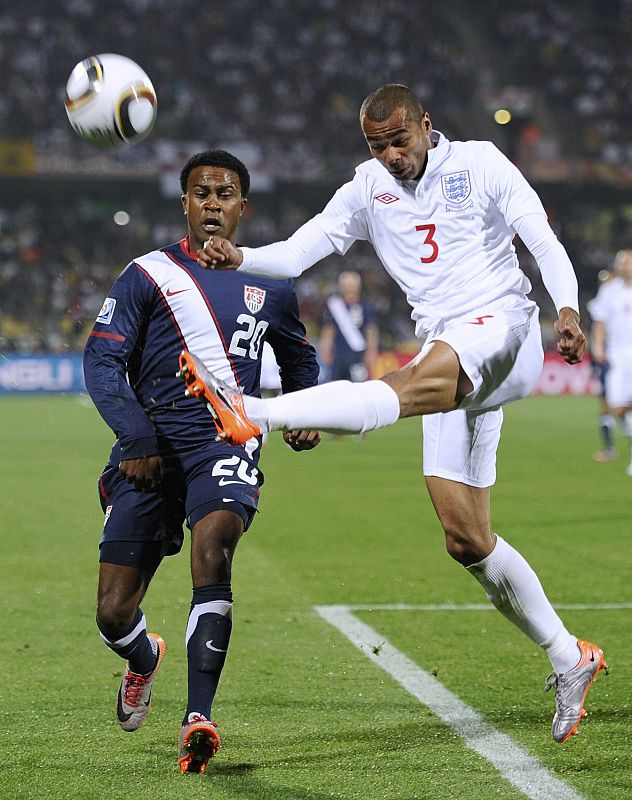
[244,285,266,314]
[441,170,472,210]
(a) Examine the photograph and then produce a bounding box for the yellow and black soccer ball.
[64,53,157,148]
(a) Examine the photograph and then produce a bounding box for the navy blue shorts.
[98,444,262,563]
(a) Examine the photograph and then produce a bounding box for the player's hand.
[119,455,164,492]
[283,430,321,451]
[554,307,586,365]
[197,237,243,270]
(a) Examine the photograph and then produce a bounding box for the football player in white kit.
[587,267,620,462]
[181,84,606,743]
[589,249,632,474]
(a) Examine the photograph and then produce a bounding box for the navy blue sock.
[600,414,615,449]
[97,608,158,676]
[183,584,233,725]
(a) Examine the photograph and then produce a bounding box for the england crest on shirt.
[244,285,266,314]
[441,170,472,211]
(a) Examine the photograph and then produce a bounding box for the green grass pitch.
[1,394,631,799]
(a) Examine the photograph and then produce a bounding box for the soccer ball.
[64,54,157,147]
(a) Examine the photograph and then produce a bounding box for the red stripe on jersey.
[98,474,110,502]
[89,330,125,342]
[163,247,243,388]
[134,263,187,350]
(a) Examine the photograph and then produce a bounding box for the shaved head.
[359,84,425,126]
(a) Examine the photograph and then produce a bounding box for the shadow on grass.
[188,761,351,800]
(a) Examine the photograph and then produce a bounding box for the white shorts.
[605,352,632,408]
[421,304,544,488]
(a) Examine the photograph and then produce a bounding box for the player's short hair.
[180,149,251,197]
[359,84,425,126]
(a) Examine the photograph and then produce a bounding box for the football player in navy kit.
[320,270,379,383]
[83,149,320,774]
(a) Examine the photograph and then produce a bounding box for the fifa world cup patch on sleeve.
[97,297,117,324]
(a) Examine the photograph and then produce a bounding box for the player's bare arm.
[283,430,322,451]
[118,455,164,492]
[590,319,606,364]
[197,237,243,270]
[554,307,586,365]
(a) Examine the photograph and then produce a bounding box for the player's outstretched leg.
[178,350,401,445]
[117,632,166,732]
[545,639,608,742]
[178,714,220,774]
[178,351,261,444]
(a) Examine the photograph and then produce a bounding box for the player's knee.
[96,595,138,634]
[443,527,493,567]
[191,513,244,584]
[194,546,235,583]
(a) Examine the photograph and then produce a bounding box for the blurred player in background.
[319,270,379,383]
[187,84,607,744]
[588,249,632,474]
[83,149,320,774]
[587,268,617,461]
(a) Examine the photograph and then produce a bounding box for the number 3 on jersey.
[229,313,269,359]
[415,223,439,264]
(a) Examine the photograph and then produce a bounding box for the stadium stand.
[2,0,632,353]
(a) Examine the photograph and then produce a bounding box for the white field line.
[336,602,632,612]
[315,603,597,800]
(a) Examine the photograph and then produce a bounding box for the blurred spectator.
[2,1,632,353]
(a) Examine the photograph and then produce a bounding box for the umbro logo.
[375,192,399,204]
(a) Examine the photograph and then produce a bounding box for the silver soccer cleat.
[545,639,607,743]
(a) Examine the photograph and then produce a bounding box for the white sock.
[467,534,580,674]
[243,380,400,434]
[622,410,632,438]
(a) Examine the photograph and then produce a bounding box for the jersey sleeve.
[239,175,370,278]
[265,281,320,393]
[481,142,546,227]
[83,263,159,460]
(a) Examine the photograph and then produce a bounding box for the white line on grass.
[315,604,586,800]
[337,602,632,612]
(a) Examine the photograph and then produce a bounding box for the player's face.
[615,250,632,281]
[182,166,247,249]
[362,108,433,181]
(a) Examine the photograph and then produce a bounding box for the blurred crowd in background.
[2,0,632,354]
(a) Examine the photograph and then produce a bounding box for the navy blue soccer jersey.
[84,237,319,463]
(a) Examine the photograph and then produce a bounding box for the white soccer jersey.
[588,278,632,359]
[239,131,577,337]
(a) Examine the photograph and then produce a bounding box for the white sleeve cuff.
[236,220,336,278]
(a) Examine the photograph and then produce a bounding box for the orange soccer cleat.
[178,714,221,774]
[178,351,261,445]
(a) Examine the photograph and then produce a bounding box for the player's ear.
[422,112,432,132]
[240,197,247,216]
[181,194,187,215]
